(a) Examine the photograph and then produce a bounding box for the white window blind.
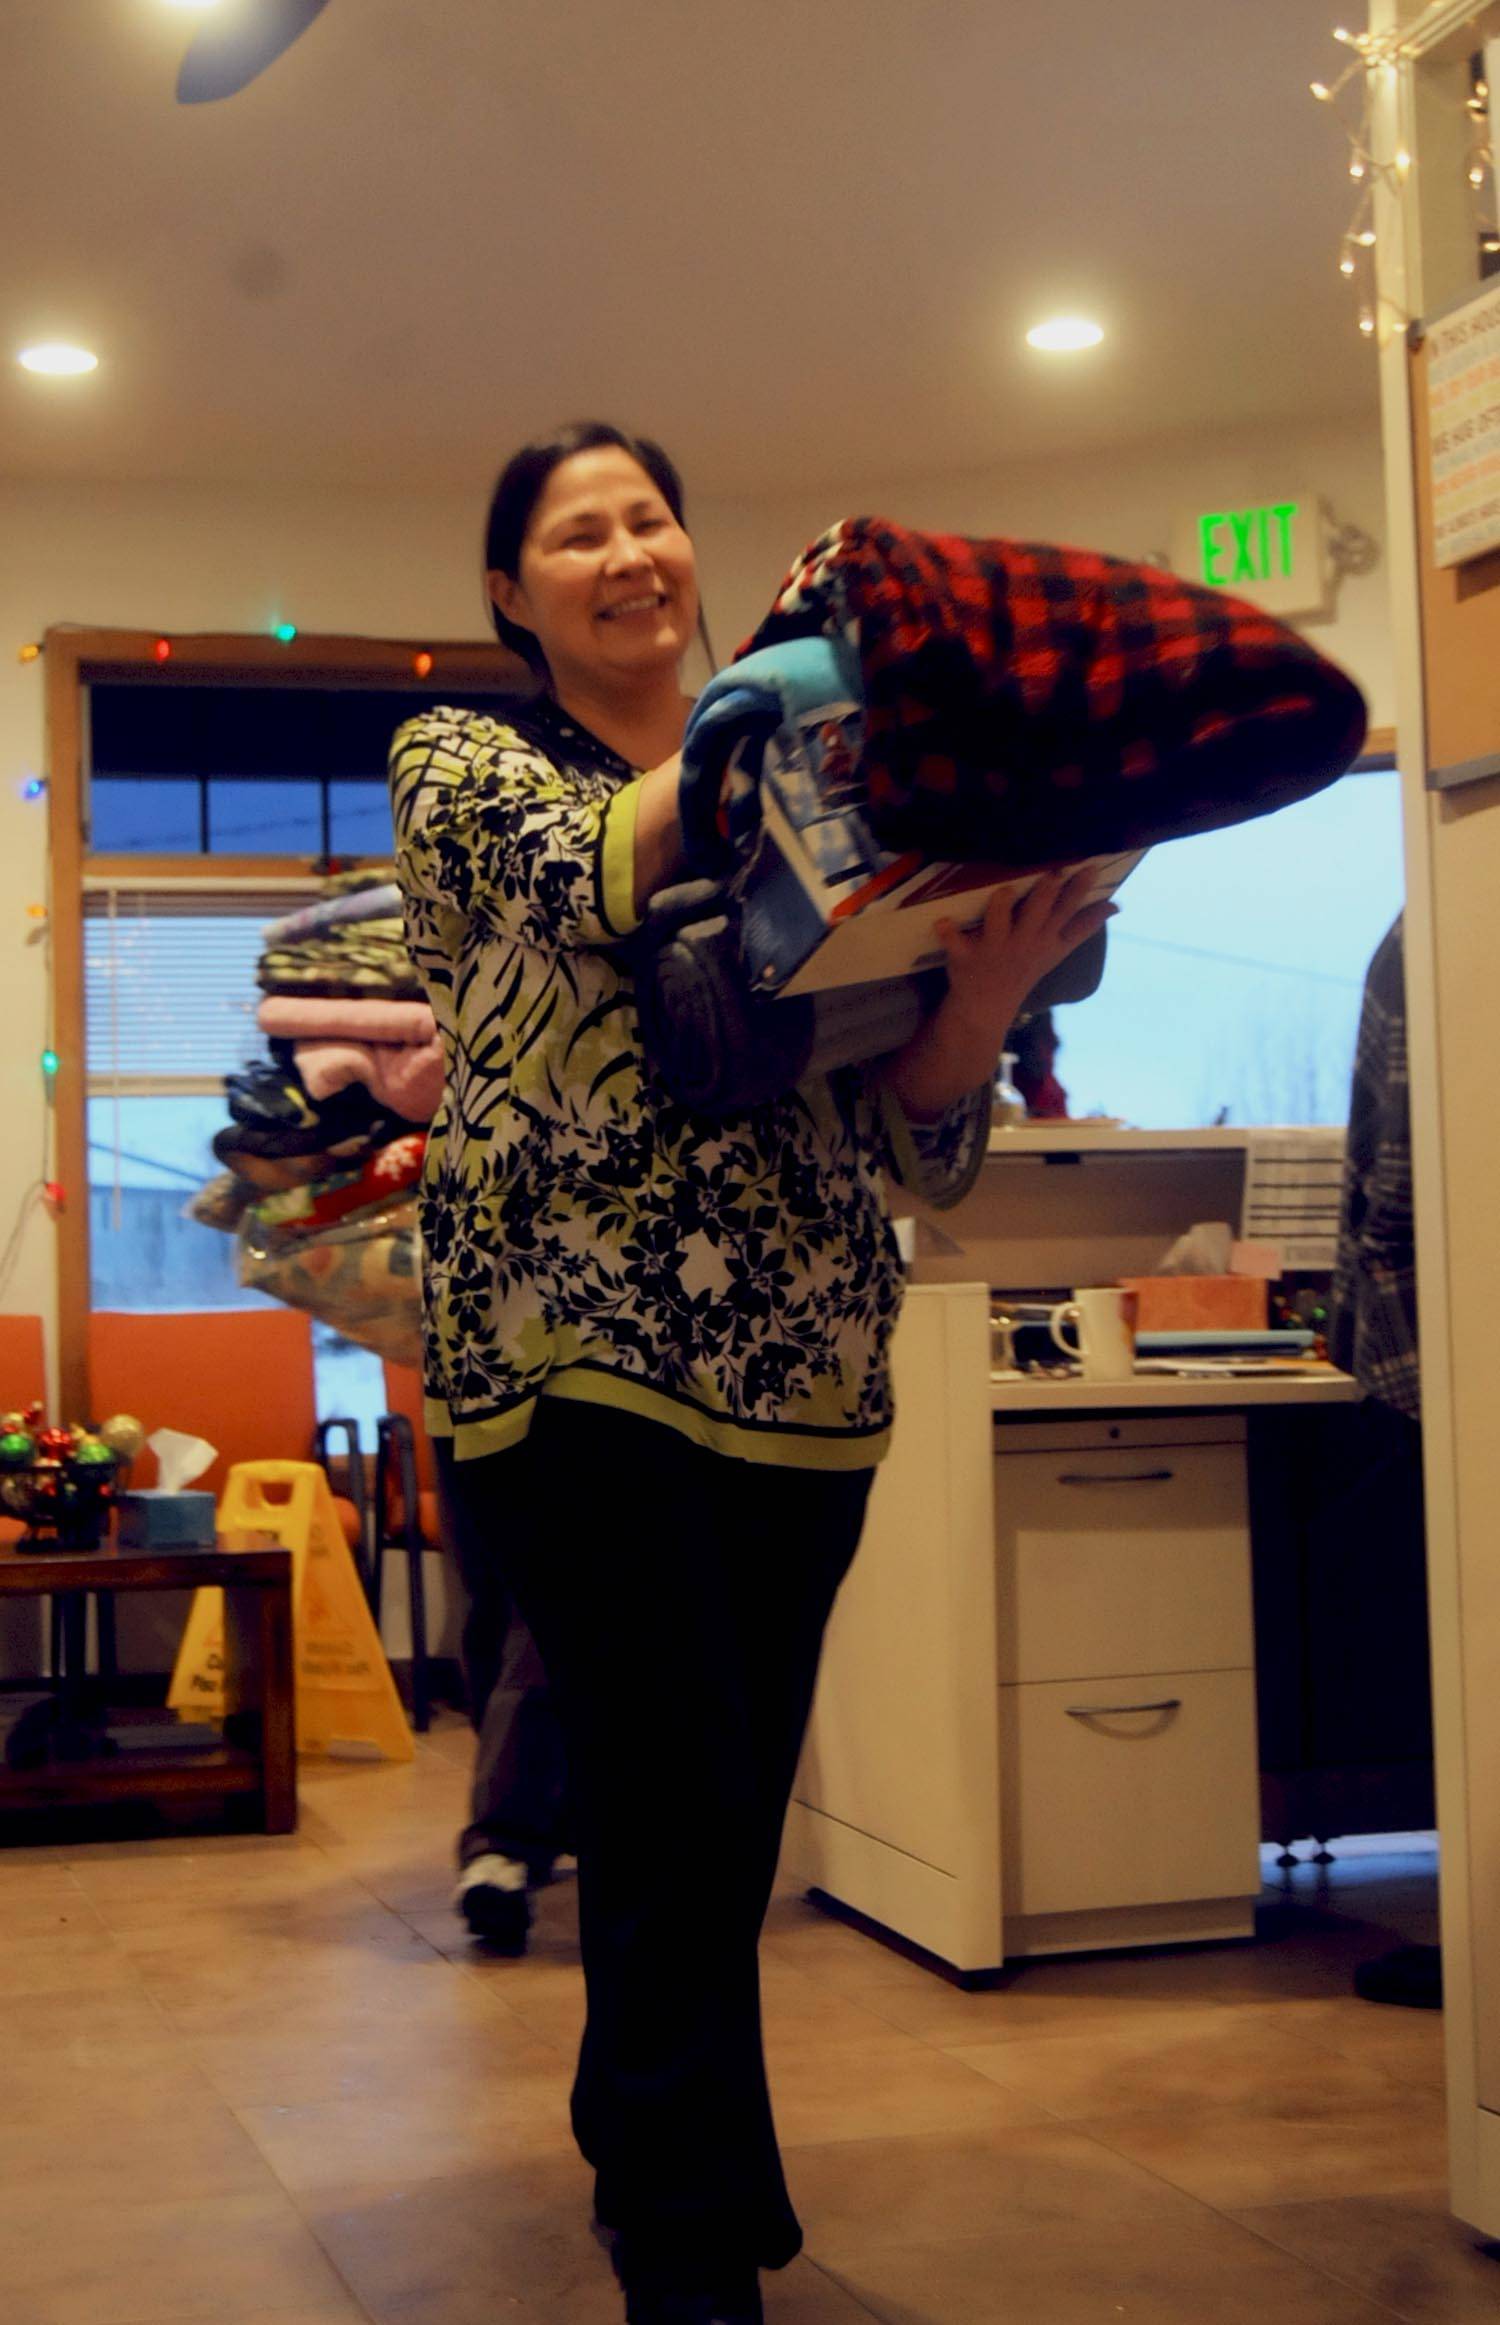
[83,882,318,1089]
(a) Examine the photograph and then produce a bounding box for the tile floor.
[2,1715,1493,2325]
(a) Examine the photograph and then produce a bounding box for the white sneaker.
[455,1852,528,1897]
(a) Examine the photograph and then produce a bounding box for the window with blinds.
[83,882,318,1322]
[83,883,318,1092]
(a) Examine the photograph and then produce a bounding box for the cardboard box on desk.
[115,1490,217,1550]
[1118,1275,1269,1333]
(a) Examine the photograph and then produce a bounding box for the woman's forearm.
[879,991,1012,1120]
[631,756,687,915]
[883,870,1118,1120]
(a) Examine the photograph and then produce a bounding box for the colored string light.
[273,622,298,643]
[154,638,172,663]
[413,650,433,678]
[17,642,41,664]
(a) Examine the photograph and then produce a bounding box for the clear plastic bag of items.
[236,1197,422,1367]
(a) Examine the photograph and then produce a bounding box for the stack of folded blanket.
[189,867,433,1365]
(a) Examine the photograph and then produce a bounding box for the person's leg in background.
[468,1399,871,2317]
[433,1437,570,1952]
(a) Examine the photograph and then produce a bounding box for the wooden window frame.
[46,625,526,1416]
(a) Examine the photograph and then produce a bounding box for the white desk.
[991,1369,1357,1413]
[786,1283,1359,1976]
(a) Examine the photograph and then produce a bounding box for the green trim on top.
[598,779,645,940]
[427,1365,889,1473]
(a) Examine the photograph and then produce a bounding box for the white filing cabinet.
[994,1414,1260,1956]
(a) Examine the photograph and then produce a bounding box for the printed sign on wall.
[1428,276,1500,570]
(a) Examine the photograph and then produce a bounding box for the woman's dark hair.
[482,420,691,672]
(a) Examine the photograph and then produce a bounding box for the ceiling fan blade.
[176,0,332,105]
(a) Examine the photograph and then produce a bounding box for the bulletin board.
[1409,318,1500,791]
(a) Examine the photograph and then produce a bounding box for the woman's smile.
[596,591,668,623]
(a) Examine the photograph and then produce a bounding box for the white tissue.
[148,1427,217,1494]
[1154,1221,1235,1276]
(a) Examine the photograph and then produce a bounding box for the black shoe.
[1354,1942,1443,2009]
[453,1856,531,1954]
[623,2287,762,2325]
[607,2222,763,2324]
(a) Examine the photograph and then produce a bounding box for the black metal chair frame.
[370,1411,432,1733]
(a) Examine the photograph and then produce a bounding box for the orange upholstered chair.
[86,1309,364,1550]
[0,1315,47,1545]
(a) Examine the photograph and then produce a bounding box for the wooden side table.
[0,1536,296,1835]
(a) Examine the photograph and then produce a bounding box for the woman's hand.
[941,868,1116,1044]
[881,868,1117,1120]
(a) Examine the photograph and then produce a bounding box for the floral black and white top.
[388,699,987,1470]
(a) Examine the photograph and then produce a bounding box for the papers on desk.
[1239,1128,1346,1270]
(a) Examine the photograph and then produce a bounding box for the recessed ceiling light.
[16,342,100,377]
[1026,317,1105,353]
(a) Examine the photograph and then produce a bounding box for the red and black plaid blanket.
[739,518,1368,862]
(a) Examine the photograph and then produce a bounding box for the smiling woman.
[384,416,1103,2325]
[482,420,709,697]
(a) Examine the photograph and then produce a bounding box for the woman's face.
[490,446,699,688]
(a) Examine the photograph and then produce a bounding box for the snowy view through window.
[1051,770,1404,1127]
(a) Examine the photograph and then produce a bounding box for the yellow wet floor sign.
[167,1460,413,1762]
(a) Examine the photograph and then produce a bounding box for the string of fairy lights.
[1312,18,1499,337]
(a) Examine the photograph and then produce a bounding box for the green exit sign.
[1196,502,1300,587]
[1174,495,1329,619]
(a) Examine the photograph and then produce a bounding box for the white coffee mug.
[1049,1288,1138,1382]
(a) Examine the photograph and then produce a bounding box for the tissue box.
[115,1490,218,1550]
[1118,1276,1268,1333]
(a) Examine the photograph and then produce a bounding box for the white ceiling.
[1,0,1378,498]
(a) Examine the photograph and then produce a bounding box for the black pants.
[435,1453,570,1870]
[435,1400,871,2279]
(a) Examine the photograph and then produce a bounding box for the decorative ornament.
[70,1436,117,1470]
[98,1412,146,1461]
[0,1409,122,1548]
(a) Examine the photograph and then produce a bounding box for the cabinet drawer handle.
[1056,1469,1175,1486]
[1065,1697,1183,1719]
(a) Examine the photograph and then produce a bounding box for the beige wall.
[691,417,1393,712]
[0,415,1391,1386]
